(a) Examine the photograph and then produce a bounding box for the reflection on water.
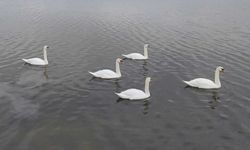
[43,66,48,79]
[0,0,250,149]
[184,86,221,109]
[17,65,48,87]
[116,98,151,115]
[142,100,150,115]
[209,91,220,109]
[142,61,148,76]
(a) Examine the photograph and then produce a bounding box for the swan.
[122,44,149,60]
[115,77,151,100]
[89,58,123,79]
[22,45,49,66]
[183,66,224,89]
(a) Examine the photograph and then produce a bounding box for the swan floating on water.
[183,66,224,89]
[22,45,49,66]
[89,58,123,79]
[122,44,149,60]
[115,77,151,100]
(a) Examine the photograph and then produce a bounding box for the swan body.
[22,58,47,65]
[183,66,224,89]
[89,58,123,79]
[122,44,149,60]
[115,77,151,100]
[89,69,120,79]
[22,45,49,66]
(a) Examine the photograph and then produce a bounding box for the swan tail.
[88,71,96,76]
[22,59,29,63]
[122,54,128,57]
[115,92,121,96]
[115,92,123,98]
[115,92,128,99]
[183,80,190,85]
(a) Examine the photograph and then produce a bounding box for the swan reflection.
[184,87,221,109]
[116,98,151,115]
[208,91,220,109]
[18,66,49,87]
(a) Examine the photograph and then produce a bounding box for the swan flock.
[22,44,224,100]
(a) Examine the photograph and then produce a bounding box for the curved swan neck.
[144,46,148,59]
[214,69,221,87]
[43,47,48,64]
[144,79,150,95]
[115,61,121,76]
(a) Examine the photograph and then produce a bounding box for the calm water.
[0,0,250,149]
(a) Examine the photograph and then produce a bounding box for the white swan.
[183,66,224,89]
[89,58,123,79]
[115,77,151,100]
[122,44,149,60]
[22,45,49,66]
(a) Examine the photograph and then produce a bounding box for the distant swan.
[122,44,149,60]
[115,77,151,100]
[22,45,49,66]
[183,66,224,89]
[89,58,123,79]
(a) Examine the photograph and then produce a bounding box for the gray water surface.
[1,0,250,149]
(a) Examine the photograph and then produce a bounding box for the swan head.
[44,45,49,49]
[217,66,224,73]
[116,58,123,64]
[144,44,149,48]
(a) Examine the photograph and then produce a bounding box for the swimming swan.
[122,44,149,60]
[183,66,224,89]
[22,45,49,66]
[115,77,151,100]
[89,58,123,79]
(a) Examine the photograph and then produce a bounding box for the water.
[0,0,250,149]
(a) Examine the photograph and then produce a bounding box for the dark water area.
[0,0,250,149]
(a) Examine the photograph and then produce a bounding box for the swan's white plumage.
[116,77,151,100]
[22,45,49,66]
[122,44,149,60]
[22,58,47,66]
[183,78,218,89]
[89,70,119,79]
[122,53,146,60]
[89,58,123,79]
[183,66,224,89]
[115,89,148,100]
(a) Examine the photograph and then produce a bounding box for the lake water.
[0,0,250,149]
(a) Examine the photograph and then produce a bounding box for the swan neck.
[144,79,150,95]
[43,47,48,64]
[144,47,148,59]
[115,61,121,76]
[214,69,221,87]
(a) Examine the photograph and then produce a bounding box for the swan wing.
[122,53,146,60]
[22,58,46,65]
[89,69,119,79]
[116,88,148,100]
[184,78,217,89]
